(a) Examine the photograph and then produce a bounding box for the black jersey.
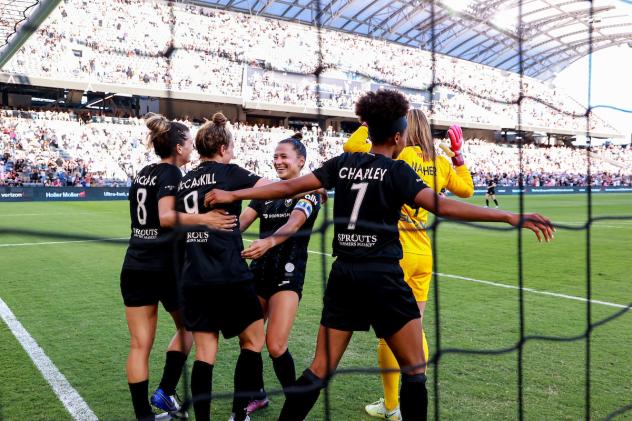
[313,152,427,260]
[122,163,181,271]
[176,161,261,286]
[487,178,497,194]
[248,193,320,279]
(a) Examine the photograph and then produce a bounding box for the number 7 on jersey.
[347,182,368,230]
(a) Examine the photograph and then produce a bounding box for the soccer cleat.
[151,389,186,418]
[246,396,270,414]
[495,206,499,209]
[365,398,401,420]
[155,412,174,421]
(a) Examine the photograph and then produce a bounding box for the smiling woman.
[238,132,321,414]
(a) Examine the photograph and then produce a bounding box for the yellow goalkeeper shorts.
[400,252,433,302]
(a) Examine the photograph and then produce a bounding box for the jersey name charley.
[338,166,387,181]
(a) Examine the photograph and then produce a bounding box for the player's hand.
[447,124,465,167]
[316,188,328,204]
[204,189,235,207]
[508,213,555,242]
[202,209,237,231]
[242,238,274,259]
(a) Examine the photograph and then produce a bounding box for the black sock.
[128,380,154,421]
[272,349,296,395]
[158,350,187,396]
[191,360,213,421]
[278,369,323,421]
[486,199,489,206]
[494,199,499,206]
[400,373,428,421]
[232,349,263,420]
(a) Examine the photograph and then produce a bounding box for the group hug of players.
[120,90,554,421]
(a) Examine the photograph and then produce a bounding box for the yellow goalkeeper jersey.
[343,125,474,255]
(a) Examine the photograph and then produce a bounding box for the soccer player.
[204,90,554,421]
[343,112,474,420]
[239,133,321,414]
[486,175,500,208]
[176,112,273,421]
[121,113,237,421]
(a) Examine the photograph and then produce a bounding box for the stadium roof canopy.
[194,0,632,80]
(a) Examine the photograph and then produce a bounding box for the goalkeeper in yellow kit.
[344,109,474,420]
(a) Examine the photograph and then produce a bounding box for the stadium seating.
[2,0,615,133]
[1,110,630,188]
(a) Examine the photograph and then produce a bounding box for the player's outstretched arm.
[414,188,554,242]
[239,207,259,233]
[204,173,323,206]
[242,209,309,260]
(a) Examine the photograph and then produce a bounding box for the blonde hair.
[406,109,435,161]
[195,112,233,158]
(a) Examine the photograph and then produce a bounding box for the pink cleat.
[246,396,270,414]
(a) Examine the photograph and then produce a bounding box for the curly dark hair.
[354,90,409,144]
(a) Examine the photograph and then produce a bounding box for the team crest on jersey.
[285,199,293,207]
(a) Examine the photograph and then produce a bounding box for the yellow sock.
[377,338,400,411]
[422,329,429,369]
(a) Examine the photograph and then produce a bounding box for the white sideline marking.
[0,237,127,247]
[246,240,630,309]
[0,298,99,421]
[0,212,117,217]
[435,272,630,309]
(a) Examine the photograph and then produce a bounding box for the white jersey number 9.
[184,191,199,214]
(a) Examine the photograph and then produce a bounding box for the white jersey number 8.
[136,188,148,225]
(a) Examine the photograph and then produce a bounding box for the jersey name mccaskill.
[178,173,217,190]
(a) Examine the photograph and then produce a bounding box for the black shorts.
[487,190,495,195]
[320,259,420,338]
[252,261,304,300]
[181,282,263,338]
[120,268,180,313]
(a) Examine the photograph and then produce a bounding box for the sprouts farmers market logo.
[45,190,86,199]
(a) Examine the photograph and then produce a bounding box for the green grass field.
[0,193,631,421]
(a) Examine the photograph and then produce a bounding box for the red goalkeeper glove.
[447,124,465,167]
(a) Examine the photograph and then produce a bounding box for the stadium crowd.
[1,110,630,189]
[3,0,615,133]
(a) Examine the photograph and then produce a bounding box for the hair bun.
[291,132,303,140]
[212,112,228,126]
[145,112,170,135]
